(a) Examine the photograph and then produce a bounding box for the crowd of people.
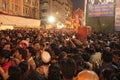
[0,28,120,80]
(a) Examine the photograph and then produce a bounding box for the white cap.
[41,51,51,63]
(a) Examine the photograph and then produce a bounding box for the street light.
[48,16,55,23]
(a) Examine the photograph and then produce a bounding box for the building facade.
[40,0,50,25]
[0,0,39,19]
[40,0,73,26]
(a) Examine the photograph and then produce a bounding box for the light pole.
[84,0,88,26]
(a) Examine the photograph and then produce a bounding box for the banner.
[115,0,120,31]
[88,0,115,17]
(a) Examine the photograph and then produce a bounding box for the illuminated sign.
[87,0,115,17]
[115,0,120,31]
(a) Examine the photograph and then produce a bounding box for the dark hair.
[112,50,120,56]
[2,42,11,49]
[59,58,76,80]
[27,70,46,80]
[18,61,29,74]
[101,68,113,80]
[27,47,36,56]
[102,52,113,63]
[70,54,83,76]
[0,38,7,42]
[85,48,95,55]
[8,66,21,80]
[0,50,11,59]
[17,48,27,60]
[48,63,61,80]
[58,52,67,62]
[81,53,90,62]
[94,44,102,52]
[33,42,40,45]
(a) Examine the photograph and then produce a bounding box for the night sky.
[71,0,85,11]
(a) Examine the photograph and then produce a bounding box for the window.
[12,4,14,12]
[35,2,38,6]
[33,1,38,6]
[15,5,18,11]
[41,9,48,13]
[2,2,7,10]
[26,8,28,14]
[32,1,35,6]
[24,7,29,15]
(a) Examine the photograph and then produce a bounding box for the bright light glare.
[57,23,64,29]
[48,16,55,23]
[61,24,64,28]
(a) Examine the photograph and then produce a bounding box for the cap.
[41,51,51,63]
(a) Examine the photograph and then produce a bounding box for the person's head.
[33,42,41,51]
[5,35,11,42]
[94,44,102,52]
[2,42,11,51]
[112,50,120,63]
[48,63,61,80]
[19,40,29,50]
[27,70,46,80]
[102,52,113,63]
[0,38,7,45]
[100,68,113,80]
[18,61,30,74]
[58,52,67,62]
[26,47,36,58]
[8,66,21,80]
[76,70,99,80]
[25,37,30,43]
[59,57,76,80]
[81,53,90,62]
[14,48,27,61]
[41,51,51,64]
[0,50,11,65]
[71,54,83,75]
[104,47,111,52]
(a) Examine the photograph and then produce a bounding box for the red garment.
[77,26,91,41]
[77,27,87,41]
[1,61,12,72]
